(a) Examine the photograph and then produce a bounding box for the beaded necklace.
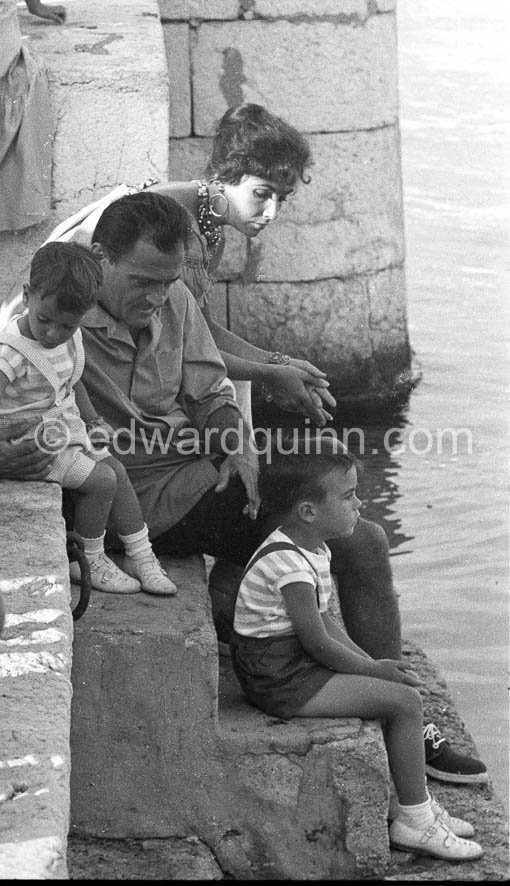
[197,181,224,256]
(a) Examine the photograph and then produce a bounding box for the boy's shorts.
[47,443,109,489]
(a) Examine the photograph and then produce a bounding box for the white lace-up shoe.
[429,795,475,838]
[70,552,141,594]
[389,817,483,861]
[123,552,178,596]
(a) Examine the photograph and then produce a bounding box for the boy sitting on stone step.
[0,241,177,597]
[230,435,483,862]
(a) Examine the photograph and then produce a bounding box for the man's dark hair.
[92,191,192,263]
[29,241,102,314]
[259,433,358,516]
[206,103,313,191]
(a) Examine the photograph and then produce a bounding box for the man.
[0,190,487,785]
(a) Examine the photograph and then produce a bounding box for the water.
[374,0,509,810]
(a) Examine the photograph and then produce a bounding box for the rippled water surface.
[364,0,509,810]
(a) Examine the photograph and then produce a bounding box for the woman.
[149,104,336,427]
[0,0,66,232]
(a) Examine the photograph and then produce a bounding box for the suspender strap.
[241,541,317,582]
[239,541,320,607]
[0,329,83,410]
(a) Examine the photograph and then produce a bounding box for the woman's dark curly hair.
[206,104,313,191]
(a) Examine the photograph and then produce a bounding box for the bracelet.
[266,351,291,365]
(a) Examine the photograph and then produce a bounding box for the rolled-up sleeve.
[175,286,241,431]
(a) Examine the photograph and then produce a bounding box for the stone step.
[71,553,391,879]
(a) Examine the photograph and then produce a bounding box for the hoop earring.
[209,182,229,219]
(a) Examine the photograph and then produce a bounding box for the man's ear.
[297,500,317,523]
[22,283,30,305]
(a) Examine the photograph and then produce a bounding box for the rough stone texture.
[35,1,169,215]
[161,23,191,136]
[0,483,72,880]
[158,0,396,21]
[67,641,510,881]
[228,268,411,399]
[160,3,409,400]
[251,0,394,18]
[241,127,405,281]
[0,0,168,306]
[158,0,239,20]
[168,135,211,180]
[70,555,391,880]
[169,128,404,283]
[192,18,398,135]
[68,834,224,879]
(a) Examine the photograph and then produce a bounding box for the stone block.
[158,0,239,20]
[161,24,192,136]
[71,555,391,879]
[192,18,398,134]
[252,0,384,18]
[249,127,404,280]
[228,266,410,394]
[70,555,220,838]
[168,127,404,282]
[168,137,211,180]
[217,661,390,879]
[18,0,169,217]
[0,482,72,880]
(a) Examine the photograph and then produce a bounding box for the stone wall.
[0,2,169,877]
[0,0,169,307]
[159,0,412,403]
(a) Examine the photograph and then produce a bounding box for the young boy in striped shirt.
[230,436,483,862]
[0,241,176,597]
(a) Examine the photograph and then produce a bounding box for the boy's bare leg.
[72,462,116,538]
[296,674,426,806]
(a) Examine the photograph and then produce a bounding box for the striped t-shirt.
[234,527,334,638]
[0,316,76,422]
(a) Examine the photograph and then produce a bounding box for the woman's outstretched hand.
[263,359,336,427]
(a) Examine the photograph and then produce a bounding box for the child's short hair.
[29,241,102,314]
[259,434,358,516]
[206,103,313,191]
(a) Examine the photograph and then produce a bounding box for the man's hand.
[214,447,260,519]
[0,434,55,481]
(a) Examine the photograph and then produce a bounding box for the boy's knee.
[400,684,423,717]
[89,461,117,495]
[103,455,128,484]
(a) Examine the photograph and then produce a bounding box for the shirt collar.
[81,302,162,348]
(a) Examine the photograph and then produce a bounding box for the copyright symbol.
[34,419,71,454]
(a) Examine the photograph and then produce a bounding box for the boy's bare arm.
[281,583,375,676]
[282,583,420,685]
[321,611,372,659]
